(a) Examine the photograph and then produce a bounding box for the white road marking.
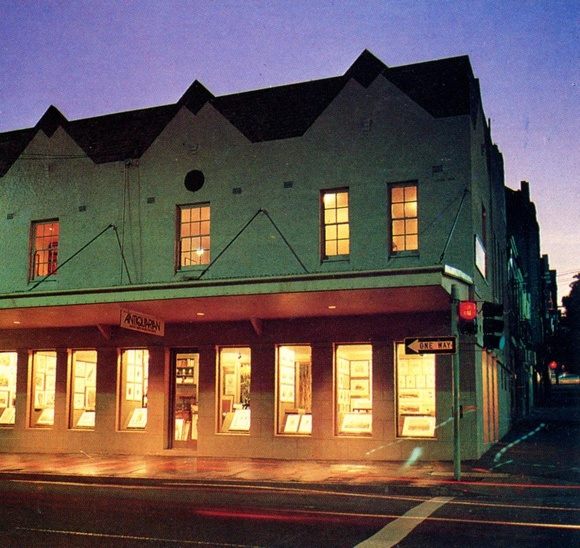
[356,496,453,548]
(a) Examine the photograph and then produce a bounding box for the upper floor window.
[178,204,210,268]
[29,220,59,280]
[321,189,349,259]
[389,183,418,253]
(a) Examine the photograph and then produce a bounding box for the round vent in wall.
[184,170,205,192]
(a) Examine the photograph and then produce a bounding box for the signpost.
[404,336,456,355]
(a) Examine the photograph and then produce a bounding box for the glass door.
[171,350,199,448]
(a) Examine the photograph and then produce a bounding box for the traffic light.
[457,301,477,335]
[482,301,504,349]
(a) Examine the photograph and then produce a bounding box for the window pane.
[392,236,405,251]
[391,187,404,203]
[391,203,404,219]
[336,192,349,208]
[392,220,405,236]
[325,241,337,256]
[335,344,372,435]
[406,234,419,250]
[0,352,17,426]
[404,202,417,218]
[277,346,312,435]
[70,350,97,429]
[404,185,417,202]
[119,349,149,430]
[30,351,57,427]
[396,343,435,438]
[218,347,251,433]
[337,239,350,255]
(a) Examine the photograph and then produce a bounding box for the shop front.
[0,280,487,461]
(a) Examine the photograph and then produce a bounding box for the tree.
[561,273,580,374]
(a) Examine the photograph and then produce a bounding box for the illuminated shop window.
[174,352,199,443]
[178,203,211,268]
[277,345,312,435]
[29,219,59,280]
[0,352,17,426]
[30,351,57,427]
[396,343,436,438]
[390,183,418,253]
[335,344,372,436]
[119,349,149,430]
[69,350,97,429]
[321,189,349,258]
[218,347,251,433]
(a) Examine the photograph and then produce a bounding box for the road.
[1,477,578,547]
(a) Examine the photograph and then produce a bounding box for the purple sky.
[1,0,578,303]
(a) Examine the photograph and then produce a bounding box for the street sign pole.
[451,284,461,481]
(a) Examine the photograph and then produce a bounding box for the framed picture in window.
[350,378,369,397]
[350,361,369,378]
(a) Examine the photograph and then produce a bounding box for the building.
[0,51,509,461]
[505,182,558,404]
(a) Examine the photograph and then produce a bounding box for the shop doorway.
[170,350,199,449]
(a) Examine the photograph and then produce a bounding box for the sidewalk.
[0,384,578,493]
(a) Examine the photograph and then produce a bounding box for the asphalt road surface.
[1,477,578,547]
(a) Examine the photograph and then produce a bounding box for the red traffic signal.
[549,361,558,370]
[457,301,477,334]
[458,301,477,321]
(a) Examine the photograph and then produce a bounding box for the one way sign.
[404,336,457,355]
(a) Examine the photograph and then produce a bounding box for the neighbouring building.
[505,181,558,405]
[0,50,510,461]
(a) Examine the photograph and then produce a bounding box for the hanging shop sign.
[120,309,165,337]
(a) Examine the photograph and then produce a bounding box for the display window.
[218,347,251,433]
[30,350,57,427]
[335,344,373,435]
[276,345,312,435]
[69,350,97,429]
[173,351,199,445]
[395,343,436,438]
[0,352,17,426]
[119,349,149,430]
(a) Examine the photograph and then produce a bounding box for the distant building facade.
[505,181,558,406]
[0,51,509,461]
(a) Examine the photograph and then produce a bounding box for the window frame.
[29,219,59,281]
[395,342,436,438]
[388,182,418,255]
[217,347,251,434]
[334,344,373,437]
[29,350,57,428]
[176,202,211,270]
[320,188,350,260]
[68,349,97,430]
[0,352,18,427]
[118,348,149,431]
[276,345,312,436]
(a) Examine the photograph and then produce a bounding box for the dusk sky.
[1,0,578,304]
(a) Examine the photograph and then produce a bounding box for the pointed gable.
[213,76,346,142]
[386,56,477,120]
[0,50,483,176]
[178,80,214,115]
[66,104,179,163]
[36,105,69,137]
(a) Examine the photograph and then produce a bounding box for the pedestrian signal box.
[457,301,477,335]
